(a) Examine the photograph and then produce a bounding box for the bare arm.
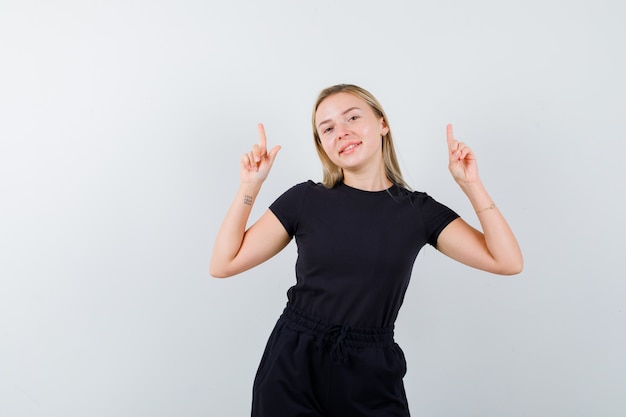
[209,124,290,278]
[436,124,523,275]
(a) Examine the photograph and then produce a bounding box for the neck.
[342,170,393,192]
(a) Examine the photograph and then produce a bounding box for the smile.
[340,142,361,154]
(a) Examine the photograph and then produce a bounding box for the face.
[315,92,388,173]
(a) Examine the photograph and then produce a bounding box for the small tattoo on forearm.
[244,195,253,206]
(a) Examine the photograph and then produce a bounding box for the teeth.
[342,144,357,153]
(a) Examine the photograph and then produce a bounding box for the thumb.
[267,145,281,165]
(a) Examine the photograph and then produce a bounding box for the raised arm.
[436,124,523,275]
[209,124,290,278]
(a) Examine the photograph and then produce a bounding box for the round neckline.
[339,181,396,194]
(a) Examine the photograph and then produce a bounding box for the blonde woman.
[210,84,523,417]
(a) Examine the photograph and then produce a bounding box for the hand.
[446,124,479,185]
[240,123,281,184]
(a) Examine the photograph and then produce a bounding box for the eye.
[322,126,333,134]
[347,114,360,122]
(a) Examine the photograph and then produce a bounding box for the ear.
[380,118,389,136]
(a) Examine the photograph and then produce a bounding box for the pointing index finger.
[446,123,456,151]
[257,123,267,154]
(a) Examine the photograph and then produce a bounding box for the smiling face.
[314,92,389,175]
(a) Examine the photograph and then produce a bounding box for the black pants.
[252,303,410,417]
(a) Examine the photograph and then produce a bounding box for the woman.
[210,84,523,417]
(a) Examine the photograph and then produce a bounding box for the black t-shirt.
[269,180,459,328]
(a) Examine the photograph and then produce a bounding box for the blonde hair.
[312,84,410,189]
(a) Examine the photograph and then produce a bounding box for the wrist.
[238,182,263,206]
[239,180,263,193]
[475,202,497,214]
[457,180,496,211]
[457,178,484,195]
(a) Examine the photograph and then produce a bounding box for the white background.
[1,0,625,416]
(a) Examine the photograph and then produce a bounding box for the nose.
[335,123,349,140]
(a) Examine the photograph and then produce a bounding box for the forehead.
[315,92,373,122]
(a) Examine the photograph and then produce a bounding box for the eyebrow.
[316,106,361,130]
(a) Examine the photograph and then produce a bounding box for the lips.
[339,142,361,154]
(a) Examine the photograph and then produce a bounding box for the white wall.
[1,0,625,416]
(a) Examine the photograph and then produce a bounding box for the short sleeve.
[420,193,460,247]
[269,181,310,237]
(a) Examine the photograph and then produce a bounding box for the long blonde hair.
[312,84,410,189]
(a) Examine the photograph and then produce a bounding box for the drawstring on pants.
[317,324,349,363]
[280,303,395,365]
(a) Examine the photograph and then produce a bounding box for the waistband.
[280,303,395,362]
